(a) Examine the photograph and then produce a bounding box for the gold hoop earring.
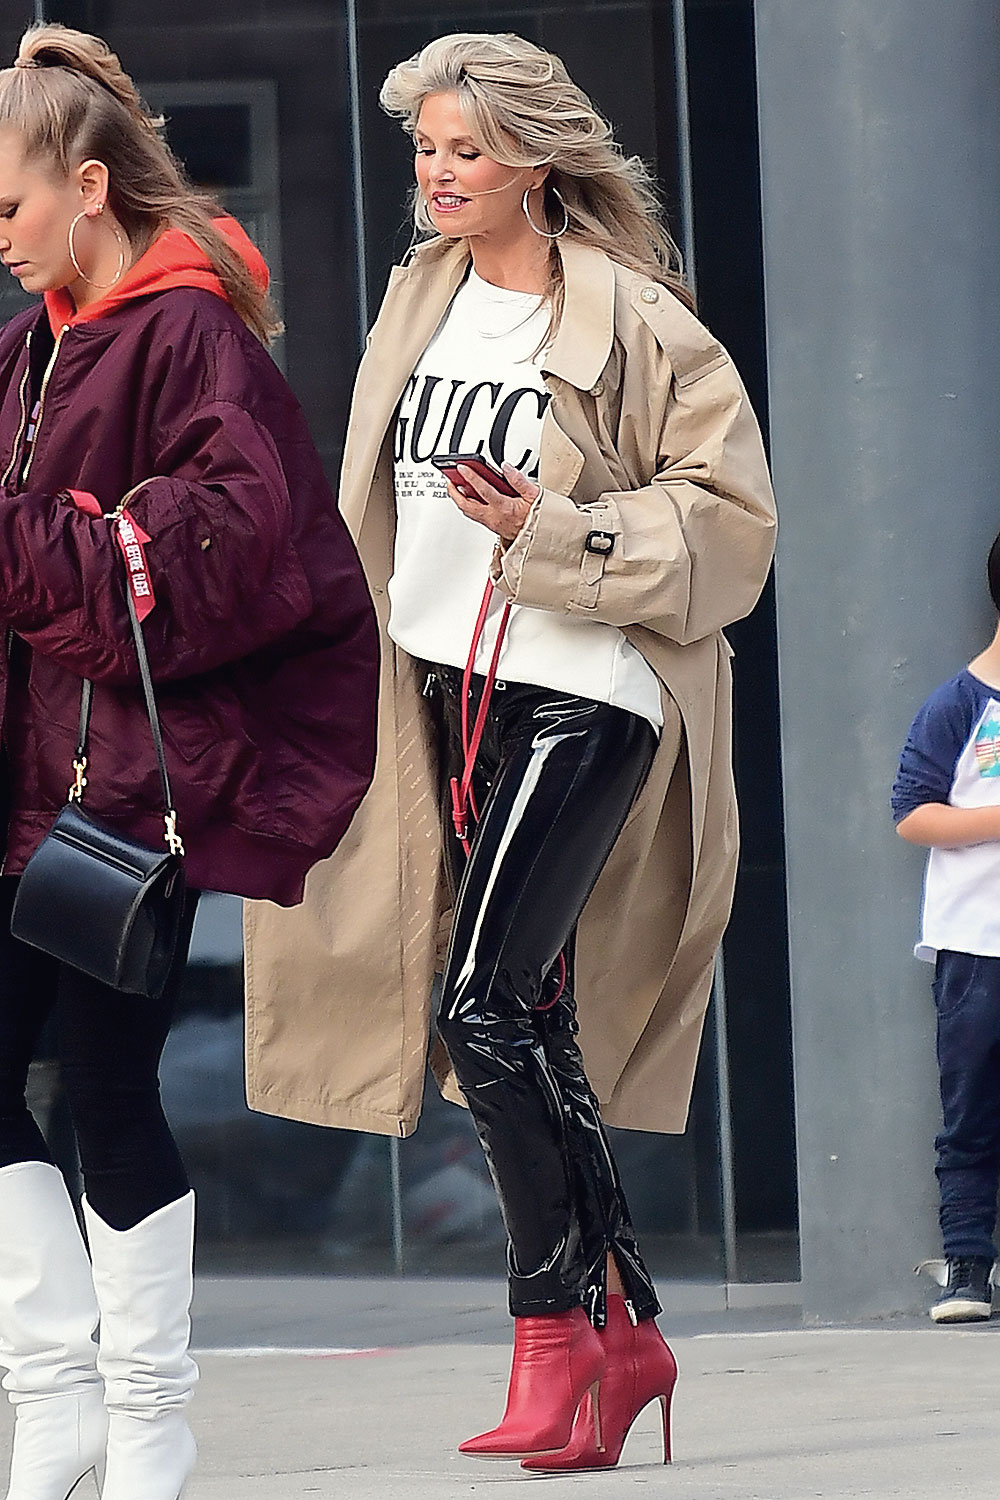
[68,207,127,290]
[522,186,569,239]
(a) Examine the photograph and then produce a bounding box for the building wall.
[756,0,1000,1319]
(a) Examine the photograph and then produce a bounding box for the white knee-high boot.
[82,1194,198,1500]
[0,1161,106,1500]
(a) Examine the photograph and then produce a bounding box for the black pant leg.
[437,677,655,1321]
[0,877,61,1168]
[436,683,656,1317]
[539,956,661,1325]
[56,890,200,1230]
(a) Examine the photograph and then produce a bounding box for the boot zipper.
[624,1299,639,1326]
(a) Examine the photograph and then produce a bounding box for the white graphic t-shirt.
[892,670,1000,960]
[388,269,663,728]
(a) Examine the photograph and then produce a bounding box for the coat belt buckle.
[584,529,615,557]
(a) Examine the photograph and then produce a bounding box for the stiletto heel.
[459,1307,605,1458]
[521,1294,677,1472]
[590,1378,604,1454]
[659,1388,673,1462]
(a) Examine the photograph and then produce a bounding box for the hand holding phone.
[430,452,520,502]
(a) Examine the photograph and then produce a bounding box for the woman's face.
[414,91,543,243]
[0,128,82,296]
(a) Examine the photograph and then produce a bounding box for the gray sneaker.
[928,1257,995,1323]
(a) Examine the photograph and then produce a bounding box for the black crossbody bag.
[10,565,187,999]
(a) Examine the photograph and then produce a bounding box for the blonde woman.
[247,31,776,1470]
[0,22,376,1500]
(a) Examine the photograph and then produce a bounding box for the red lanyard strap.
[449,579,511,854]
[446,578,567,1007]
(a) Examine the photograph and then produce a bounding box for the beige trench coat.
[244,237,777,1138]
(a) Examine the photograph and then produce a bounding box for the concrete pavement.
[3,1277,1000,1498]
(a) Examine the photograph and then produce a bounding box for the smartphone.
[430,452,519,501]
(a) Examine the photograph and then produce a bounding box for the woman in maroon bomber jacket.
[0,23,377,1500]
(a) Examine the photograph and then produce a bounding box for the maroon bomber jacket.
[0,289,378,905]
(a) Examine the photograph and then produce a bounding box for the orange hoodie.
[44,214,269,336]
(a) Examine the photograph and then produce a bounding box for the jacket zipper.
[0,324,67,877]
[0,327,36,877]
[0,330,33,489]
[22,323,69,486]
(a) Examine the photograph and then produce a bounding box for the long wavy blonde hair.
[0,23,281,342]
[380,32,693,316]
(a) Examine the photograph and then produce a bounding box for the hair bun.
[14,22,163,140]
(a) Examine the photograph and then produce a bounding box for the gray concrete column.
[755,0,1000,1320]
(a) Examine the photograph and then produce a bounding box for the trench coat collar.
[344,237,619,538]
[542,238,616,391]
[398,234,617,392]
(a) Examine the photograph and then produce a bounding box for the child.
[892,530,1000,1322]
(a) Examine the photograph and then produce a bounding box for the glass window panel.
[0,0,795,1290]
[162,104,253,192]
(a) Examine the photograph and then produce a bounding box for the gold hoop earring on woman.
[522,186,569,239]
[68,205,127,290]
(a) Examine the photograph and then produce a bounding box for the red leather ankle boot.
[459,1306,605,1458]
[521,1294,677,1471]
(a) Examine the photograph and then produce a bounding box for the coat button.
[640,285,659,304]
[590,380,604,398]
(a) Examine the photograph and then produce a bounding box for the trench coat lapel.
[543,239,616,391]
[341,243,469,538]
[537,240,617,499]
[343,237,618,533]
[537,405,585,499]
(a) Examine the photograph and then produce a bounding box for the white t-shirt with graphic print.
[892,669,1000,961]
[388,268,663,728]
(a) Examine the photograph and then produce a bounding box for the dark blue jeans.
[934,949,1000,1260]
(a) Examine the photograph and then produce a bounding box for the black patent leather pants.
[432,666,661,1326]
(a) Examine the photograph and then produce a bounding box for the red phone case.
[430,453,519,499]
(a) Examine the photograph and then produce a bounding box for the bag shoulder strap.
[72,529,183,856]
